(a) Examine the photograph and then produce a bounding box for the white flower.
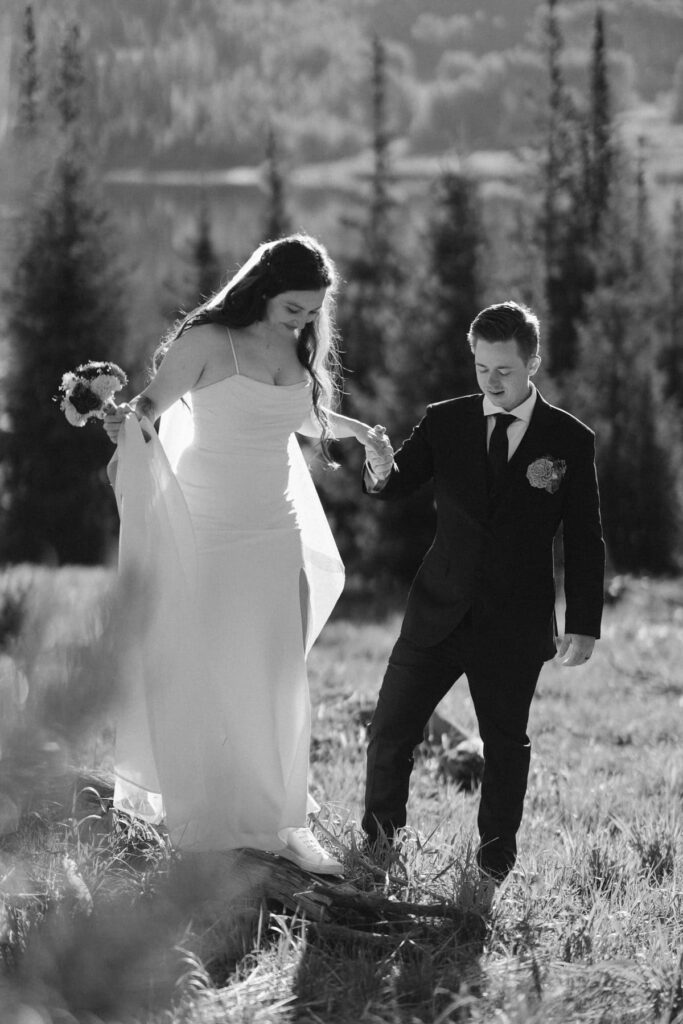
[91,374,122,401]
[526,456,566,493]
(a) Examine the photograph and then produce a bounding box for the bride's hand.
[102,403,134,444]
[361,424,394,480]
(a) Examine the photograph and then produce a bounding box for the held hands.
[555,633,596,667]
[361,424,394,481]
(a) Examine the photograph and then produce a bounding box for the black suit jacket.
[367,392,605,659]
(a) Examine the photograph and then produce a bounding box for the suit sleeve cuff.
[364,463,390,493]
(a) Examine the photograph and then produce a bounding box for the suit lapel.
[490,392,554,509]
[440,397,489,522]
[459,398,489,521]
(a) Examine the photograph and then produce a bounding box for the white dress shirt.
[483,383,538,460]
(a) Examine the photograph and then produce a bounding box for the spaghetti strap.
[227,329,239,374]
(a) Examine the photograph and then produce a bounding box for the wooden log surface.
[171,846,475,937]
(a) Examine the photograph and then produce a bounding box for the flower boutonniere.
[526,455,566,493]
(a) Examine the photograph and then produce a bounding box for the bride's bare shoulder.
[170,321,239,387]
[166,322,227,364]
[180,321,227,349]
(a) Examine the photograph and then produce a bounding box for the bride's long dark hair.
[154,233,342,463]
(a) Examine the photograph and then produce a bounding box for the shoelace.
[289,828,325,853]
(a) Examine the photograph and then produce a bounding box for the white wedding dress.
[109,347,344,853]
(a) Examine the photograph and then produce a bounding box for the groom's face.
[473,337,540,411]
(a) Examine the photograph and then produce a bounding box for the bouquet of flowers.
[58,361,128,427]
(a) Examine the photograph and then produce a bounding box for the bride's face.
[264,288,327,340]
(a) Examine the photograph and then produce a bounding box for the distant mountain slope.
[1,0,681,169]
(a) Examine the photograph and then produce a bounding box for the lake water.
[100,151,683,367]
[102,171,444,365]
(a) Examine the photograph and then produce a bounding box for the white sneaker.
[277,827,344,875]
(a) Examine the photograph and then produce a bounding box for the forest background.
[0,0,683,591]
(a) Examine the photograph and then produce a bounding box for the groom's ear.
[528,354,541,377]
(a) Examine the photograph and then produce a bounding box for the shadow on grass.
[285,829,490,1023]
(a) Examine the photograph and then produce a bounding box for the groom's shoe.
[277,827,344,876]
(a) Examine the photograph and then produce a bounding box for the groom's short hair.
[468,301,540,362]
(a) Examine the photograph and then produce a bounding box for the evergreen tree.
[53,23,85,131]
[540,0,593,378]
[395,171,483,425]
[0,21,129,564]
[375,170,485,582]
[542,0,569,278]
[339,33,403,408]
[368,33,393,274]
[263,126,291,241]
[15,5,39,138]
[161,194,223,324]
[7,4,50,217]
[319,34,406,582]
[570,177,680,574]
[588,7,613,242]
[662,199,683,407]
[191,195,222,304]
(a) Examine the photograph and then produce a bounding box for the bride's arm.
[137,336,206,416]
[297,408,374,444]
[103,332,208,443]
[297,408,395,480]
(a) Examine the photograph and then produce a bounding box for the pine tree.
[588,7,613,242]
[0,21,129,564]
[7,4,49,215]
[540,0,593,378]
[160,194,223,323]
[542,0,569,278]
[570,177,680,574]
[320,34,405,580]
[396,171,483,424]
[662,198,683,407]
[191,195,222,303]
[339,33,402,404]
[263,126,291,241]
[54,23,85,132]
[368,33,393,273]
[15,5,39,138]
[376,170,486,581]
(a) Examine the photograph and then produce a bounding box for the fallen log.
[171,847,479,938]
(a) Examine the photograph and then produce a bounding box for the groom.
[362,301,605,883]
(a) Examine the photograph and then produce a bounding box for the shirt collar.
[482,382,538,423]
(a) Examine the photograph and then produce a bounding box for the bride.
[103,233,393,874]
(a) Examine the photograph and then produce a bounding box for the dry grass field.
[0,566,681,1023]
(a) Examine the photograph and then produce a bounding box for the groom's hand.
[555,633,595,667]
[364,425,395,482]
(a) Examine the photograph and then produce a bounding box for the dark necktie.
[487,413,516,491]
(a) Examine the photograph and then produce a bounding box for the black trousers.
[362,613,544,880]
